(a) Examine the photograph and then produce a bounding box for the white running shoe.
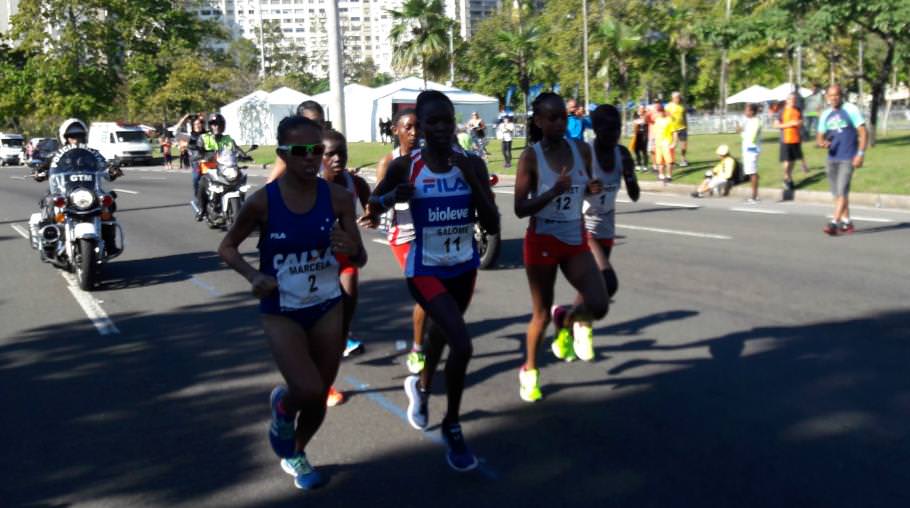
[572,322,595,362]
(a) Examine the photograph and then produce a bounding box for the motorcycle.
[476,173,501,270]
[27,139,60,177]
[194,145,256,229]
[28,146,124,290]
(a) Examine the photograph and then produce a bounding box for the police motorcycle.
[198,144,256,229]
[27,139,60,177]
[475,173,501,269]
[28,145,124,290]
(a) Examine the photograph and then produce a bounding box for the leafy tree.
[147,52,233,121]
[388,0,453,87]
[346,57,394,87]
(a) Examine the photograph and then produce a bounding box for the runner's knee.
[603,268,618,298]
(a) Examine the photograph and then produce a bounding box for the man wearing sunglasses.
[194,113,237,221]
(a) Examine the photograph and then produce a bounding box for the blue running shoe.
[269,386,296,459]
[343,336,364,357]
[281,452,328,490]
[441,421,478,472]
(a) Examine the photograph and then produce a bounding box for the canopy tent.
[886,83,910,101]
[767,83,813,101]
[725,85,773,105]
[313,77,500,142]
[220,87,313,145]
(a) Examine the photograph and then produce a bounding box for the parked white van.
[88,122,153,166]
[0,132,25,166]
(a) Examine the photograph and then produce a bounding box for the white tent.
[313,77,500,142]
[220,87,313,145]
[767,83,813,101]
[725,85,773,105]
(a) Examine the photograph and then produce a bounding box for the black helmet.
[207,113,226,128]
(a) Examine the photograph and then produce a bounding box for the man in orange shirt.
[773,92,809,190]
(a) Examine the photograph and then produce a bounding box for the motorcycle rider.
[39,119,121,254]
[194,113,237,221]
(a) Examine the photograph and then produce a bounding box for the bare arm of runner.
[330,184,368,268]
[578,141,602,195]
[352,174,372,210]
[514,147,571,218]
[358,156,412,228]
[218,188,276,298]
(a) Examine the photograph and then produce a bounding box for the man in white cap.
[691,144,736,198]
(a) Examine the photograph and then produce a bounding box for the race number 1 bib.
[421,224,473,266]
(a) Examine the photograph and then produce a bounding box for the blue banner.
[552,83,561,94]
[504,85,517,108]
[529,84,544,103]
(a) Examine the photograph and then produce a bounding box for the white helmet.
[59,118,88,144]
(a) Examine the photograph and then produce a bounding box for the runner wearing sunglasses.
[267,101,326,183]
[360,91,499,472]
[218,115,366,490]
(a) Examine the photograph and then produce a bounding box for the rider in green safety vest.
[194,113,236,221]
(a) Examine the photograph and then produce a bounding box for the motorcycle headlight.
[222,166,238,180]
[70,189,95,210]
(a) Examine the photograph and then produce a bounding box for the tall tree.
[388,0,453,87]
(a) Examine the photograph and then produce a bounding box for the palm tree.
[494,2,550,133]
[589,15,640,124]
[388,0,453,87]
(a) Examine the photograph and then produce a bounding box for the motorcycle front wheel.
[226,197,242,229]
[475,224,500,270]
[75,238,97,290]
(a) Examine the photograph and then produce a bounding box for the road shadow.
[102,250,229,289]
[853,222,910,235]
[794,170,827,190]
[617,206,699,215]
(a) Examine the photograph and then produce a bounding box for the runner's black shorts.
[779,142,804,162]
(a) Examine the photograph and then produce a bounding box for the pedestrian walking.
[773,93,810,191]
[738,103,762,203]
[159,133,173,170]
[817,84,867,236]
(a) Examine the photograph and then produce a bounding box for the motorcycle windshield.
[216,147,238,168]
[49,147,106,193]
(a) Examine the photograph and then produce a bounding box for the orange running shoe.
[326,386,345,407]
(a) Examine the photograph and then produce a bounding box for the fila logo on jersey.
[421,176,469,194]
[270,232,286,239]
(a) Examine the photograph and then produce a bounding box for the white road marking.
[493,189,515,195]
[730,207,787,215]
[139,177,166,180]
[190,276,223,297]
[9,175,26,180]
[616,198,632,204]
[617,223,731,240]
[828,215,895,223]
[655,201,700,209]
[10,224,29,239]
[372,238,390,245]
[60,272,120,335]
[113,188,139,195]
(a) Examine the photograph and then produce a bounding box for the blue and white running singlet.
[259,180,342,314]
[404,149,479,278]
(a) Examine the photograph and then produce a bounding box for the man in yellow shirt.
[652,103,677,183]
[665,91,689,166]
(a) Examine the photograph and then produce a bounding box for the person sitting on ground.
[692,144,737,198]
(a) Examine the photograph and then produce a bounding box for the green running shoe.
[551,327,576,362]
[406,349,425,374]
[519,367,542,402]
[573,322,595,362]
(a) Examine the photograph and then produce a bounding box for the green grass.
[637,132,910,195]
[249,133,910,195]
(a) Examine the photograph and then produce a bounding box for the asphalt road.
[1,164,909,508]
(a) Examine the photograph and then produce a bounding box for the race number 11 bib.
[422,224,473,266]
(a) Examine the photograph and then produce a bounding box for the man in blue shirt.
[565,98,592,141]
[816,84,867,236]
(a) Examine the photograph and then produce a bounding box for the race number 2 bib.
[421,224,473,266]
[275,249,341,310]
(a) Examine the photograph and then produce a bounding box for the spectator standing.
[738,103,762,203]
[160,133,173,170]
[773,92,810,190]
[665,92,689,166]
[498,115,515,168]
[817,84,867,236]
[646,102,659,171]
[467,111,488,157]
[565,98,592,142]
[652,103,677,183]
[631,105,649,171]
[804,85,824,138]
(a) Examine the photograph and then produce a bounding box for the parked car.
[88,122,153,166]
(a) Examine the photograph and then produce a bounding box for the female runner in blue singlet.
[360,91,499,472]
[218,116,366,490]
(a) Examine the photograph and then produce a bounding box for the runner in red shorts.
[367,109,429,375]
[514,93,608,403]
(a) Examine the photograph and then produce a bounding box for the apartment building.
[0,0,20,35]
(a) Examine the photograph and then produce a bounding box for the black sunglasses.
[278,143,326,157]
